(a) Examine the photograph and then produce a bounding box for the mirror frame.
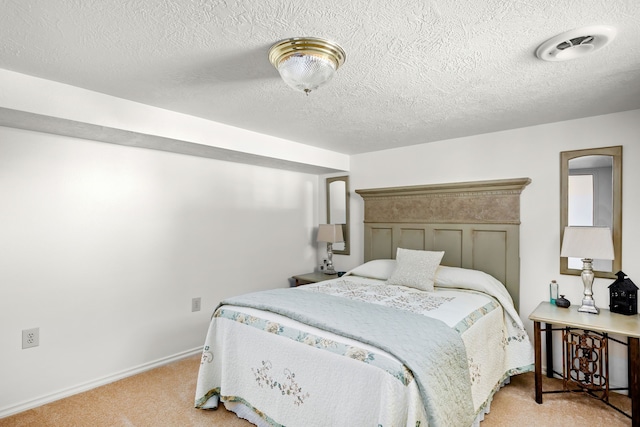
[326,175,350,255]
[560,145,622,279]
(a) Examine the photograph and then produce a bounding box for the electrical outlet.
[22,328,39,349]
[192,297,201,312]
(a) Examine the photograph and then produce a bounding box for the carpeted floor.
[0,354,631,426]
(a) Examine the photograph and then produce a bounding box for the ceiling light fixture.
[536,25,617,62]
[269,37,346,95]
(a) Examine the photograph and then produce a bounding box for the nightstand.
[291,271,338,287]
[529,301,640,426]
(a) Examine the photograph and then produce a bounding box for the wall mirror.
[326,176,350,255]
[560,146,622,278]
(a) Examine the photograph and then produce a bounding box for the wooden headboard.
[355,178,531,311]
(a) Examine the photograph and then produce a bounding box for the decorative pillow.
[387,248,445,291]
[345,259,397,280]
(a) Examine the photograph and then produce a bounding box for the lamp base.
[324,242,337,275]
[578,258,599,314]
[578,299,599,314]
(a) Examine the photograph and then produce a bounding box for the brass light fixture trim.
[268,37,346,70]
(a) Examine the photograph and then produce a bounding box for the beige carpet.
[1,355,631,426]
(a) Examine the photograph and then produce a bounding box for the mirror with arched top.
[326,176,350,255]
[560,146,622,278]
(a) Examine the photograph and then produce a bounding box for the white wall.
[0,126,320,415]
[2,106,638,415]
[341,109,640,388]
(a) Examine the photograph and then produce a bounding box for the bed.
[195,178,534,427]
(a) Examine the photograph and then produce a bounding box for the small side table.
[292,271,338,286]
[529,301,640,426]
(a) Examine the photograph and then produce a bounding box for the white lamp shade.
[560,226,614,260]
[317,224,344,243]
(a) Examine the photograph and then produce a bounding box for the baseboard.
[0,346,203,419]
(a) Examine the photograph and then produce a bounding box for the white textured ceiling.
[1,0,639,155]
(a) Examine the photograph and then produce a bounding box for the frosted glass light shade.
[277,54,337,93]
[269,37,346,94]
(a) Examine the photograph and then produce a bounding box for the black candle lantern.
[608,271,638,316]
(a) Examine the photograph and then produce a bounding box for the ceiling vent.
[536,25,617,61]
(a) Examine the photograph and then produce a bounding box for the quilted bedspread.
[195,275,534,427]
[213,287,475,426]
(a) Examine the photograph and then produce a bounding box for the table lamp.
[317,224,344,274]
[560,226,615,314]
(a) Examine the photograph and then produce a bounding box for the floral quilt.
[195,276,534,427]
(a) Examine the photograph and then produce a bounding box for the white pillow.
[387,248,445,291]
[345,259,397,280]
[434,265,490,288]
[434,265,513,304]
